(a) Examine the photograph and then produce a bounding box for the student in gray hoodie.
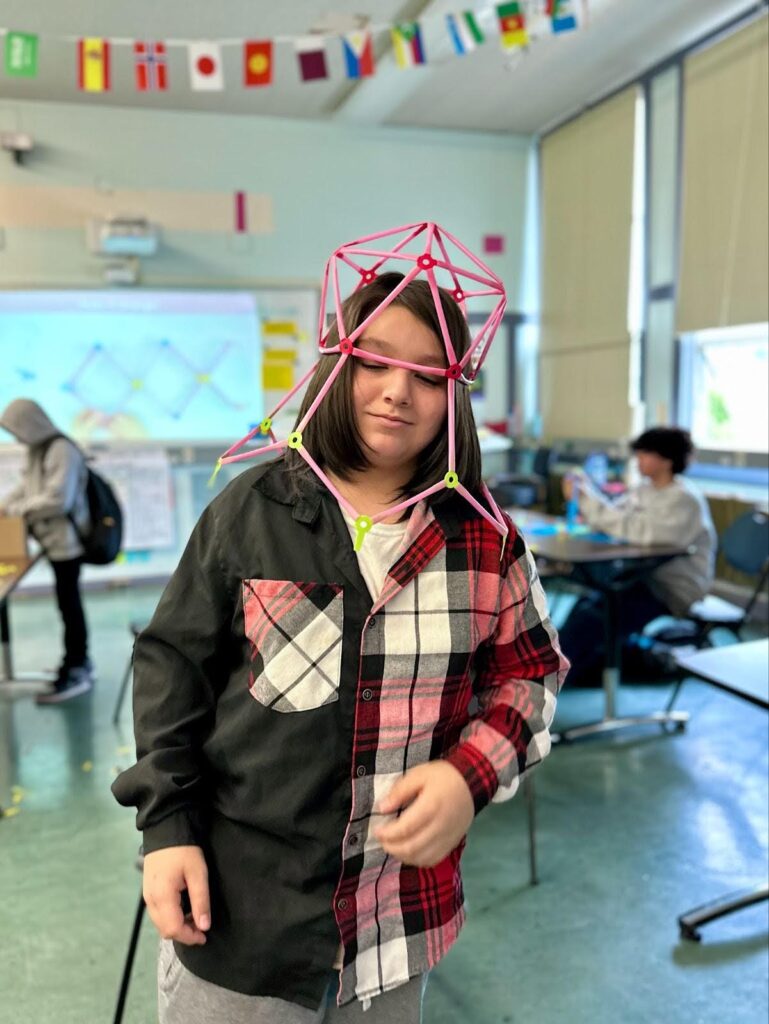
[0,398,93,702]
[559,427,716,687]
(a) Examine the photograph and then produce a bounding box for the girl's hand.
[374,762,474,868]
[143,845,211,945]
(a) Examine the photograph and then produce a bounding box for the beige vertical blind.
[539,86,638,440]
[678,16,769,332]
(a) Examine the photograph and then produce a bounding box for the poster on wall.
[0,290,263,445]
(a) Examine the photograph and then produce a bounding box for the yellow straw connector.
[260,418,273,434]
[444,471,459,489]
[207,458,224,489]
[287,431,303,450]
[353,515,373,552]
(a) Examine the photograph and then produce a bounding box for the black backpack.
[42,435,123,564]
[74,465,123,564]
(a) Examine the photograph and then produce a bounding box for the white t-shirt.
[339,505,410,601]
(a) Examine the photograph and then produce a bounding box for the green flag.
[5,32,39,77]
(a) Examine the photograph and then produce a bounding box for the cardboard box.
[0,515,28,559]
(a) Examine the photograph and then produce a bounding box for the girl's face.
[352,304,449,477]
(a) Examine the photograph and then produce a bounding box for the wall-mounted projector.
[87,217,161,257]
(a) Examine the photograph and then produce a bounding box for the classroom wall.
[0,100,531,301]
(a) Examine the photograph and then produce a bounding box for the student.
[112,273,568,1023]
[0,398,93,703]
[559,426,716,687]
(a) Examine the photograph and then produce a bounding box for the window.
[678,323,769,453]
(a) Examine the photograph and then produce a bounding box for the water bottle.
[565,474,579,528]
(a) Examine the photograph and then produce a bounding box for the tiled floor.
[1,585,767,1023]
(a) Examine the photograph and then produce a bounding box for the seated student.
[558,427,716,687]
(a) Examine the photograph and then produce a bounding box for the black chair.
[112,621,146,725]
[684,510,769,645]
[489,446,556,509]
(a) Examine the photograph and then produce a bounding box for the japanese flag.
[188,42,224,91]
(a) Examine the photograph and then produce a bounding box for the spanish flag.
[496,3,529,50]
[78,38,111,92]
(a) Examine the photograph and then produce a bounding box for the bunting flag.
[134,41,168,91]
[446,12,484,56]
[496,3,529,49]
[4,31,38,78]
[78,38,111,92]
[341,31,375,79]
[547,0,579,33]
[391,22,426,68]
[244,40,273,86]
[5,5,588,97]
[295,37,328,82]
[188,42,224,90]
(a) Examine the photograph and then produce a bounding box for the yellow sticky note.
[263,320,299,336]
[81,760,93,773]
[263,365,294,390]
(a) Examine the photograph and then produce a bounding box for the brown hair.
[285,272,482,504]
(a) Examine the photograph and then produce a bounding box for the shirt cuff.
[141,809,202,854]
[444,742,499,815]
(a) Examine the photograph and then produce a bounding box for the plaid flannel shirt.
[113,460,567,1009]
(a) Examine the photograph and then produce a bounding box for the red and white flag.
[134,41,168,91]
[188,42,224,91]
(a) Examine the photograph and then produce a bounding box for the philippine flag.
[341,31,374,79]
[188,42,224,91]
[391,22,426,68]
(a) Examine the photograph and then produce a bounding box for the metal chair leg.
[524,773,538,886]
[112,655,133,726]
[112,888,146,1024]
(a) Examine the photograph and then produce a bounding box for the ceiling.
[0,0,763,134]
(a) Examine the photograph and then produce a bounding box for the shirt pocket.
[242,579,344,712]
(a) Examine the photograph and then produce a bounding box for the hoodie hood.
[0,399,61,446]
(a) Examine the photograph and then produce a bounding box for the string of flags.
[2,2,583,92]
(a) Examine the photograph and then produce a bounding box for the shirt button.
[337,898,349,911]
[356,765,366,777]
[361,688,373,701]
[348,834,359,847]
[367,617,377,629]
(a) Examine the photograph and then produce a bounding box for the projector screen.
[0,290,263,443]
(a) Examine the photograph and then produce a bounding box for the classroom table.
[507,508,690,743]
[673,640,769,940]
[0,553,49,695]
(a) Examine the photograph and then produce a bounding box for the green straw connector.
[444,471,459,489]
[287,431,303,450]
[353,515,373,552]
[207,458,223,489]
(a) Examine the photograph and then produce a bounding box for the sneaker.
[45,657,96,679]
[35,666,93,705]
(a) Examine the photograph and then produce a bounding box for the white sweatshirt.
[578,476,717,616]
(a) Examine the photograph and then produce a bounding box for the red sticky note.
[483,234,505,254]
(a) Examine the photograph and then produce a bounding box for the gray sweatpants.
[158,939,427,1023]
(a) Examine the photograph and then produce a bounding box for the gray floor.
[1,584,767,1024]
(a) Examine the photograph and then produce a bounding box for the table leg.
[0,598,53,696]
[553,583,689,744]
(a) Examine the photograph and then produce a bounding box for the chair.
[113,852,145,1024]
[684,510,769,645]
[489,446,556,509]
[112,621,146,725]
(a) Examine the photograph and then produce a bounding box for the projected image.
[0,291,263,443]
